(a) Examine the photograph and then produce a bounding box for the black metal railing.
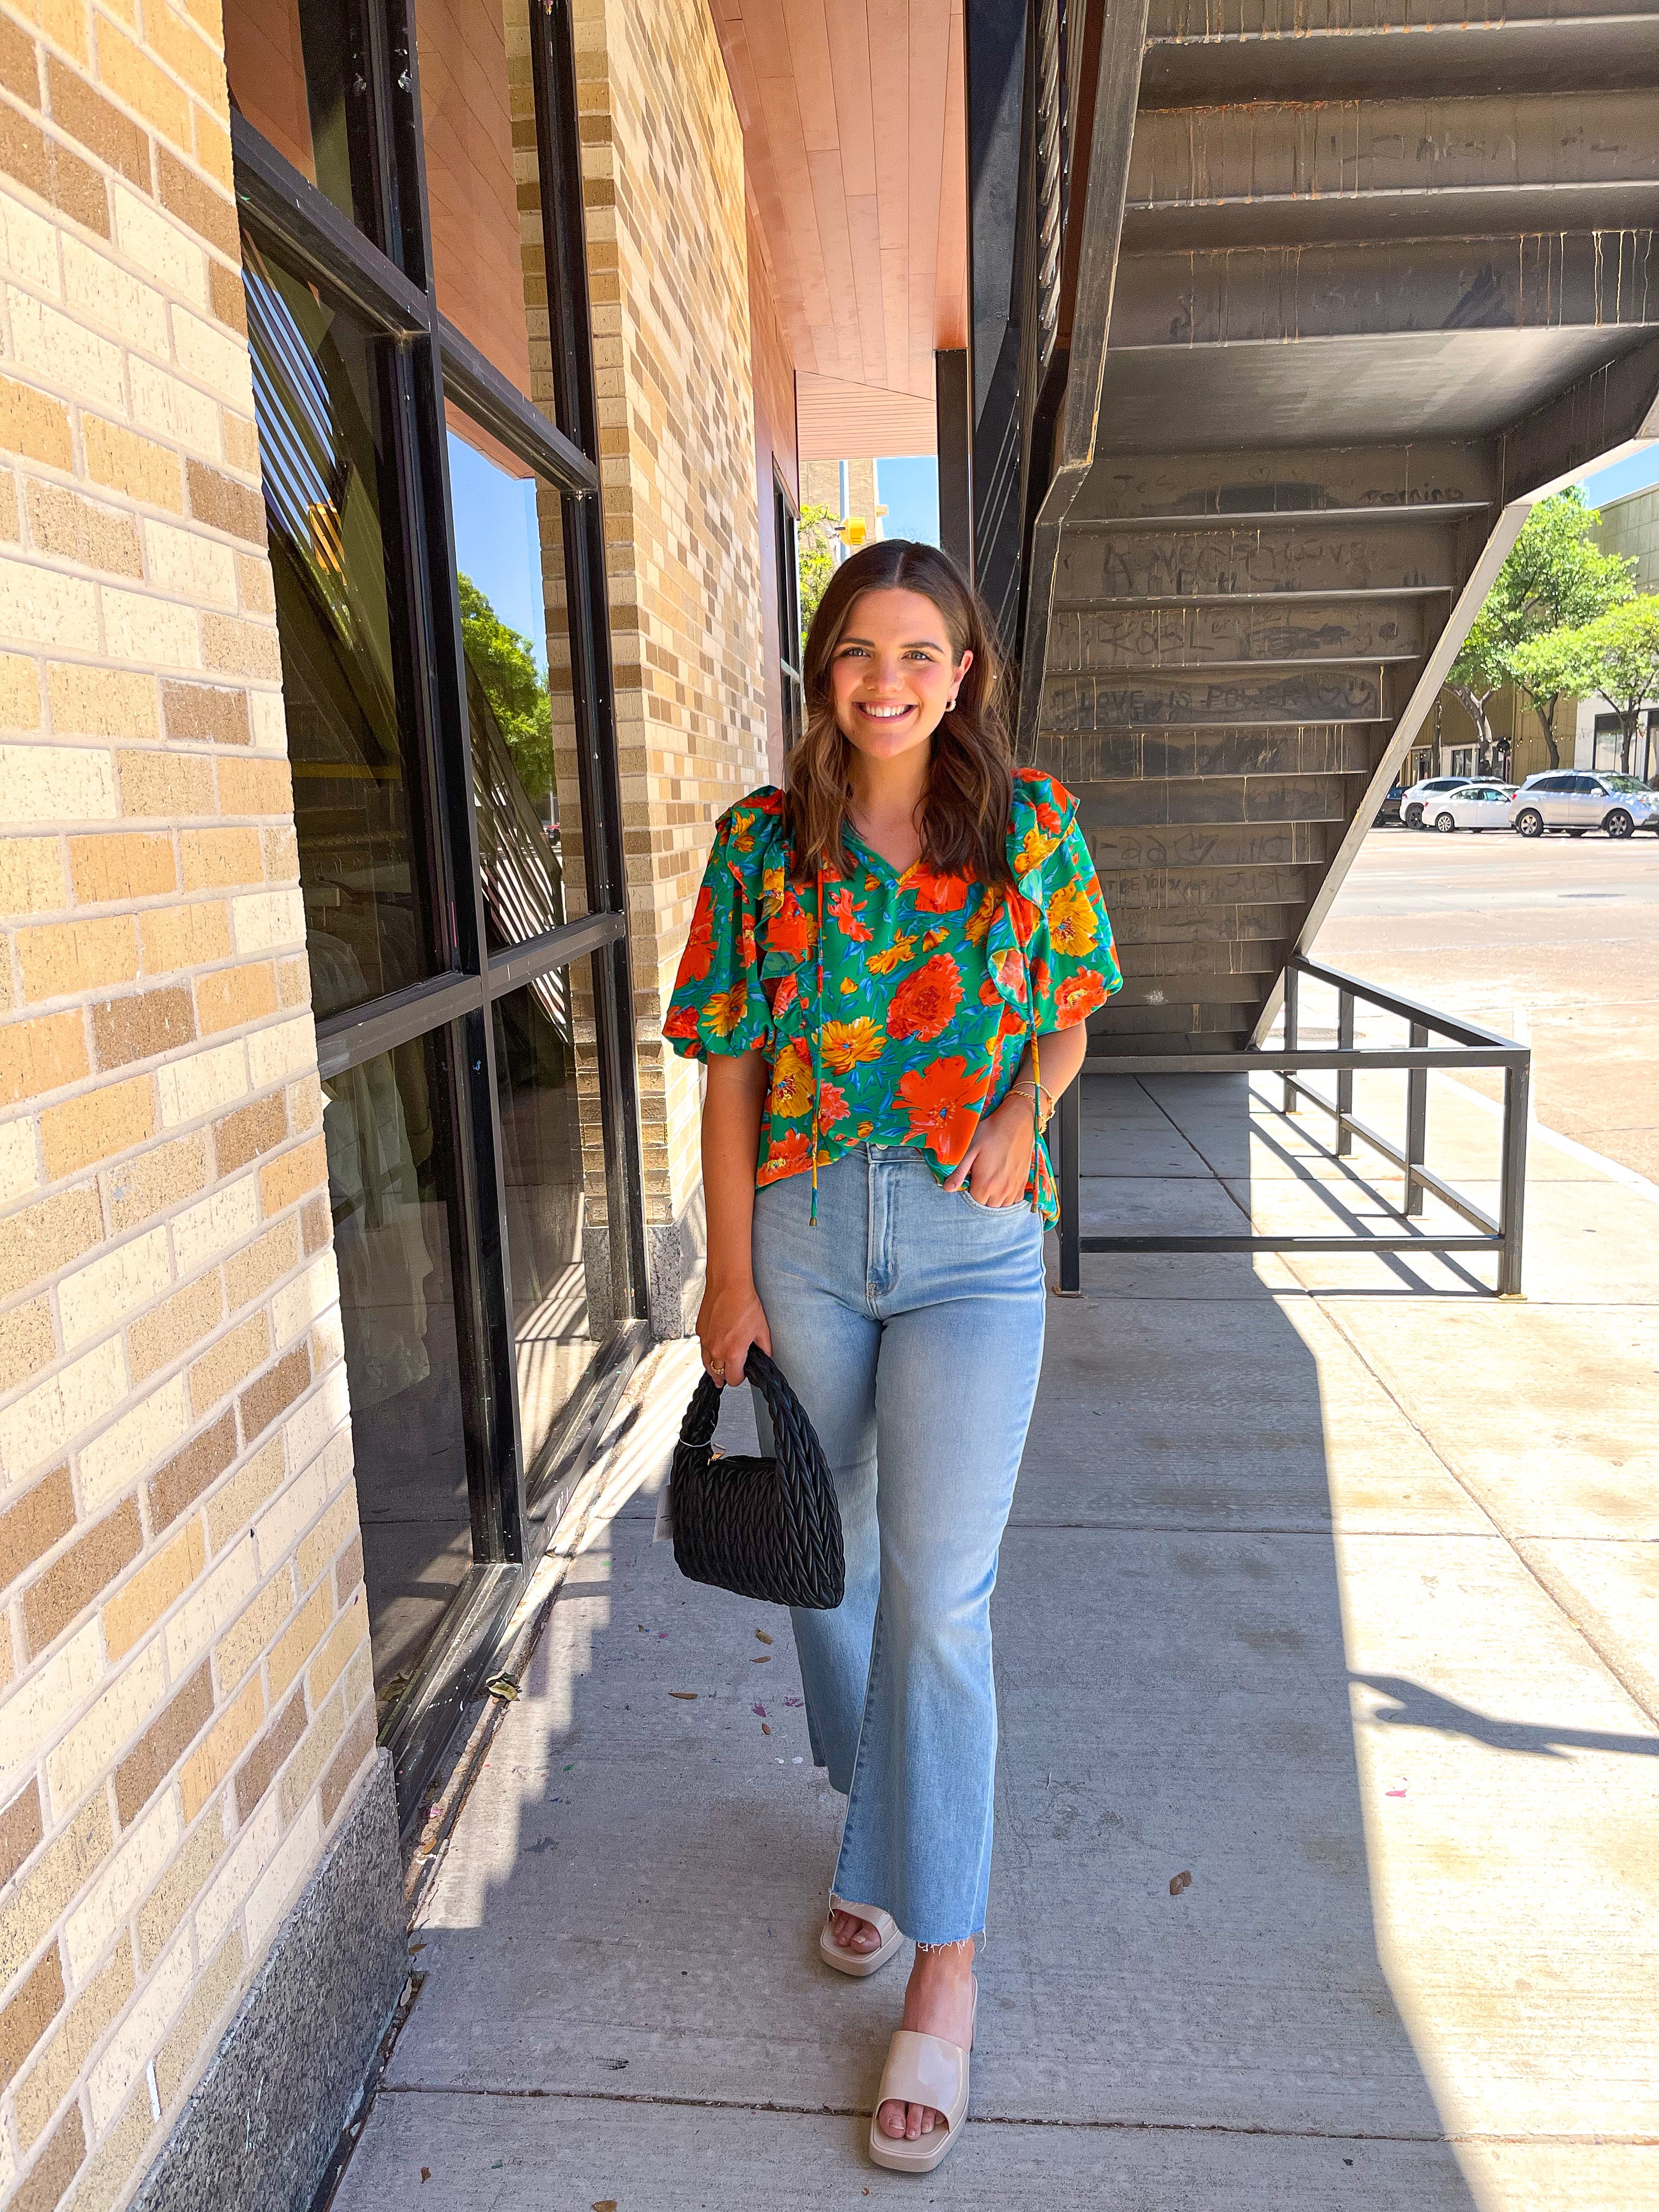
[1053,955,1531,1296]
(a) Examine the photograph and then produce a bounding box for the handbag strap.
[674,1346,827,1479]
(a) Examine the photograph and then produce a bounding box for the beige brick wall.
[566,0,772,1331]
[0,4,373,2207]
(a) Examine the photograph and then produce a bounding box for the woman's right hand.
[695,1272,771,1388]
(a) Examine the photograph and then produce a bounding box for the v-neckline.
[842,823,915,884]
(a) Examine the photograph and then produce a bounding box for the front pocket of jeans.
[960,1185,1025,1214]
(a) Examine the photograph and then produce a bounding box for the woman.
[663,539,1120,2172]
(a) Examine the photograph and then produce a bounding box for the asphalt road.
[1313,825,1659,1181]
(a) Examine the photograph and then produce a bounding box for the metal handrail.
[1054,954,1530,1297]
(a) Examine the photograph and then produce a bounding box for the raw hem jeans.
[750,1144,1047,1946]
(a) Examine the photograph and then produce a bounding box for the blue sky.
[447,432,548,673]
[1576,443,1659,511]
[876,455,940,546]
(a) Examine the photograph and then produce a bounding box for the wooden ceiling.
[710,0,967,456]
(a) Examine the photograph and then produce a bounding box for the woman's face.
[828,587,973,765]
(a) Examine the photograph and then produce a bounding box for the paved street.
[1316,828,1659,1181]
[334,1071,1659,2210]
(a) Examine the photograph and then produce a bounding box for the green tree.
[1523,596,1659,774]
[796,503,841,653]
[1448,488,1634,770]
[458,572,552,806]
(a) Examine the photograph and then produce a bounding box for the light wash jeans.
[750,1144,1047,1945]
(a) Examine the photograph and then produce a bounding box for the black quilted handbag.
[669,1346,844,1609]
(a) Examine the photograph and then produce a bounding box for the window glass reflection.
[415,0,535,400]
[449,424,568,946]
[492,976,604,1487]
[245,235,435,1018]
[224,0,376,238]
[324,1029,475,1720]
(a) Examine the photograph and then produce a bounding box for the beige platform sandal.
[819,1899,902,1978]
[866,1978,977,2174]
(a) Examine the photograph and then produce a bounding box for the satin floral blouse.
[663,769,1121,1224]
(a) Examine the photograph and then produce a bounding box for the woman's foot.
[828,1909,884,1958]
[877,1937,975,2142]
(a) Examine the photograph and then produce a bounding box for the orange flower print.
[1035,798,1064,836]
[887,952,964,1042]
[703,980,748,1037]
[680,887,715,983]
[866,931,917,977]
[921,926,950,952]
[827,887,872,941]
[1031,956,1051,1001]
[964,887,998,946]
[766,888,816,962]
[754,787,783,815]
[904,862,970,914]
[992,946,1028,1002]
[769,973,799,1020]
[1047,878,1099,956]
[769,1039,814,1117]
[758,1127,813,1184]
[817,1081,850,1127]
[1054,968,1110,1023]
[663,1003,701,1041]
[855,1120,874,1138]
[1007,892,1041,946]
[978,976,1002,1005]
[839,976,858,995]
[822,1016,886,1073]
[740,912,758,973]
[898,1056,989,1163]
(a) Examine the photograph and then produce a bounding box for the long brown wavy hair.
[785,539,1014,888]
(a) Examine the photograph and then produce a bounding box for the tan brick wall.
[562,0,771,1332]
[0,4,373,2206]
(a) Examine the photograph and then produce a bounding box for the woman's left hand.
[943,1093,1036,1209]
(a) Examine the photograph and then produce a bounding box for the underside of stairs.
[1013,0,1659,1053]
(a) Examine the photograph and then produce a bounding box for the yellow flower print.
[964,886,998,946]
[866,931,917,976]
[728,810,757,854]
[839,975,858,995]
[1013,825,1051,876]
[822,1017,886,1073]
[1047,878,1099,956]
[921,926,949,952]
[769,1038,814,1118]
[856,1121,874,1138]
[703,980,748,1037]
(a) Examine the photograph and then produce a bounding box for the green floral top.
[663,769,1121,1224]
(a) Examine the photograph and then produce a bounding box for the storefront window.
[245,238,438,1018]
[324,1029,474,1720]
[232,0,640,1829]
[492,977,603,1489]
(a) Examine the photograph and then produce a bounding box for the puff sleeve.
[1026,810,1121,1031]
[661,797,778,1060]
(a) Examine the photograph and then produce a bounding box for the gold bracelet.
[1008,1081,1052,1132]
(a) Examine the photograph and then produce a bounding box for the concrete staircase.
[1016,0,1659,1053]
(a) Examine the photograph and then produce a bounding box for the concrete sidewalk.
[334,1071,1659,2210]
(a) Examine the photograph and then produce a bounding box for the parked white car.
[1401,775,1478,830]
[1423,782,1517,832]
[1510,771,1659,839]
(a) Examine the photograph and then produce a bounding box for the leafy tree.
[458,572,552,808]
[1526,596,1659,774]
[1448,488,1634,770]
[796,503,841,653]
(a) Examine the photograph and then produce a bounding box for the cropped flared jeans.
[750,1144,1047,1946]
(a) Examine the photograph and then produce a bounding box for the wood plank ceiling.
[709,0,968,456]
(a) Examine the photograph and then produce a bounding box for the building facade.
[0,0,970,2202]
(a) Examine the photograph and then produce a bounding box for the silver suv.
[1511,771,1659,839]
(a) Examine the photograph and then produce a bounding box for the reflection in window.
[449,425,567,947]
[492,978,603,1489]
[245,237,434,1018]
[224,0,375,238]
[415,0,535,400]
[324,1029,475,1720]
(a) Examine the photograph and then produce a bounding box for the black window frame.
[230,0,647,1828]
